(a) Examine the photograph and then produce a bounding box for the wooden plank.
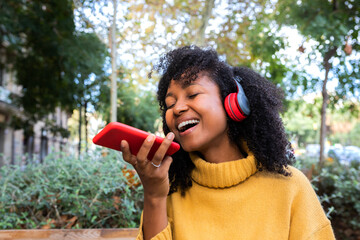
[0,228,139,240]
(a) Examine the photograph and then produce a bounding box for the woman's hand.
[121,132,175,239]
[121,132,175,199]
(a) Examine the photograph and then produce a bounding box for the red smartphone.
[92,122,180,160]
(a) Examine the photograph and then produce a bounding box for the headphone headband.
[234,75,243,83]
[234,78,250,116]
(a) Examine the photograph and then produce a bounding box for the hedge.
[296,156,360,240]
[0,150,143,229]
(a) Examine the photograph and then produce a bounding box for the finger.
[160,156,173,171]
[151,132,175,167]
[121,140,137,166]
[136,134,156,165]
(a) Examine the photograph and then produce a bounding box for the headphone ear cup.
[224,93,247,122]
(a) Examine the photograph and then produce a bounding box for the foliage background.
[0,151,143,229]
[0,0,359,239]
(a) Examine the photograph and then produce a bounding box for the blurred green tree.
[282,95,360,148]
[70,33,107,153]
[274,0,360,167]
[0,0,107,152]
[282,98,321,147]
[209,1,295,88]
[1,0,78,118]
[95,75,160,133]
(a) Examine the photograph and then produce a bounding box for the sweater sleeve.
[288,167,336,240]
[136,212,173,240]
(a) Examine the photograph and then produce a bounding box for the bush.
[0,150,143,229]
[314,163,360,240]
[296,156,360,239]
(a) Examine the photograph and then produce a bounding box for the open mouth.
[177,119,200,133]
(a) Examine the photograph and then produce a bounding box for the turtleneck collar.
[189,149,257,189]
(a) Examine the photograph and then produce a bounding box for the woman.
[121,46,335,240]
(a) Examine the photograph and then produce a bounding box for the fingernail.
[167,132,174,140]
[121,140,126,149]
[147,134,155,142]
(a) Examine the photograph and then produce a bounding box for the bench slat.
[0,228,139,240]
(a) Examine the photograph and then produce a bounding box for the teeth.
[178,120,200,130]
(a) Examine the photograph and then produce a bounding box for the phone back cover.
[93,122,180,160]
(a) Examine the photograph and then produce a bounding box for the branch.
[72,0,107,45]
[323,47,337,70]
[195,0,215,46]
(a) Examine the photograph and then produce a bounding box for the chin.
[180,142,202,153]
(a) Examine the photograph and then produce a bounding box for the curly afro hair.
[152,45,295,195]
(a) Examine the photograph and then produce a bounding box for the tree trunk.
[0,127,5,167]
[11,129,15,165]
[319,47,337,169]
[78,104,82,157]
[84,100,88,153]
[110,0,118,122]
[25,135,34,164]
[319,69,329,168]
[195,0,215,46]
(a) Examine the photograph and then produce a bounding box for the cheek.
[165,110,181,142]
[205,100,228,127]
[165,110,174,130]
[208,96,226,115]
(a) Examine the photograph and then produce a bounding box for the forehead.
[168,71,213,89]
[166,72,218,94]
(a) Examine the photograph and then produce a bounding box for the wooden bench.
[0,228,139,240]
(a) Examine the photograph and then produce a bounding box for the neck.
[198,139,244,163]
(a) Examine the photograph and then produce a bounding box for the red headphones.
[224,76,250,122]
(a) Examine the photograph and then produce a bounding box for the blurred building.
[0,61,69,167]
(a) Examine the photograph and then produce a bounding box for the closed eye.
[167,104,175,109]
[188,93,199,99]
[165,98,175,109]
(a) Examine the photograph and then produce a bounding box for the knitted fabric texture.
[137,152,335,240]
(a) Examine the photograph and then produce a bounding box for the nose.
[173,99,188,115]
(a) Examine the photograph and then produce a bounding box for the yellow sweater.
[137,151,335,240]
